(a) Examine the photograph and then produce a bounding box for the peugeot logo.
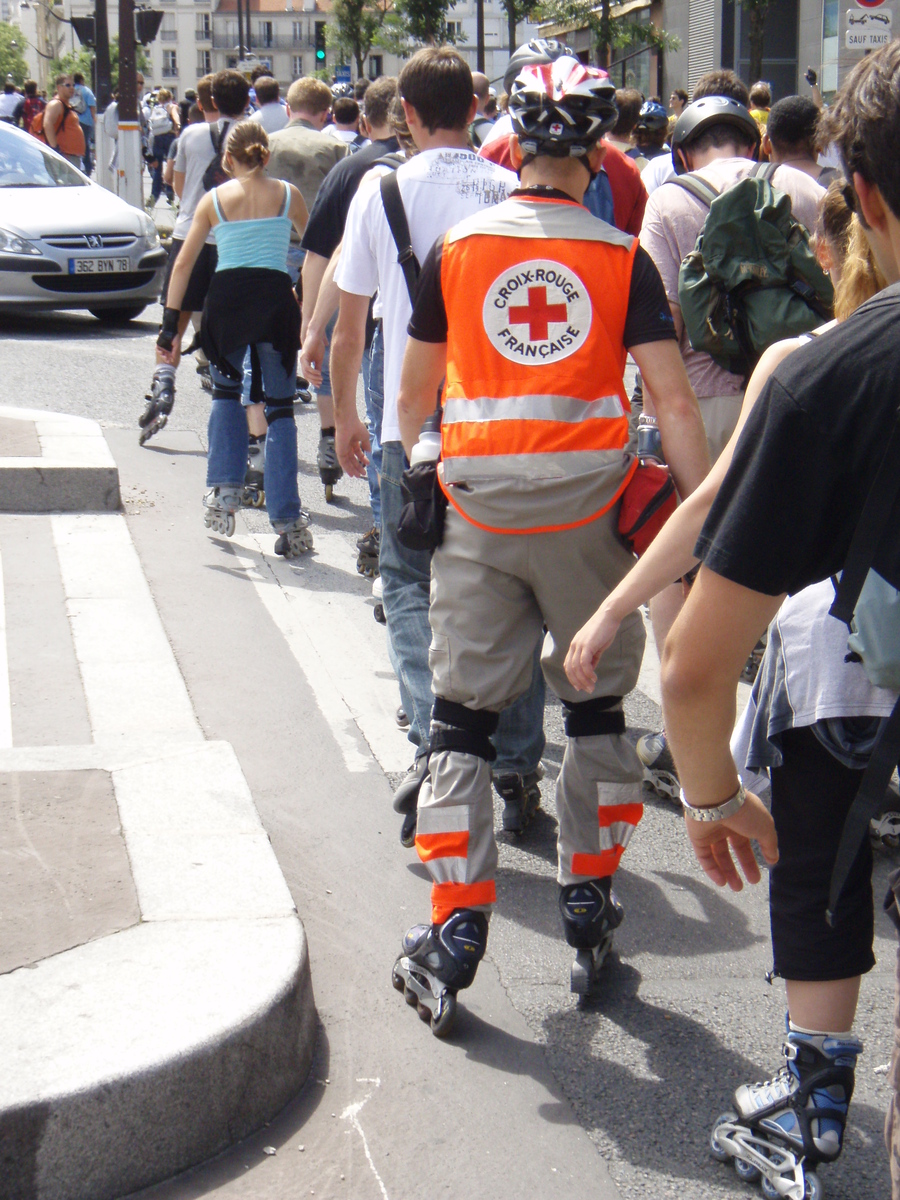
[86,234,102,249]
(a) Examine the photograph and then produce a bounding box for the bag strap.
[751,160,778,181]
[669,172,720,209]
[825,403,900,925]
[379,169,420,307]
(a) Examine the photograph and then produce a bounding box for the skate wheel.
[400,810,417,849]
[138,428,151,446]
[403,986,419,1008]
[254,491,266,508]
[734,1155,761,1183]
[416,1000,431,1024]
[709,1112,735,1163]
[374,603,386,625]
[430,992,457,1038]
[760,1174,780,1200]
[325,483,334,502]
[804,1175,823,1200]
[391,964,405,993]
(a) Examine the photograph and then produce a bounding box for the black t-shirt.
[300,136,400,258]
[408,191,676,349]
[696,282,900,596]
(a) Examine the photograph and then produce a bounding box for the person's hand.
[336,416,370,478]
[804,67,818,86]
[564,603,623,692]
[299,325,327,388]
[156,306,181,366]
[683,789,778,891]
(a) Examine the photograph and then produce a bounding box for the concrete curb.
[0,407,120,513]
[0,461,317,1198]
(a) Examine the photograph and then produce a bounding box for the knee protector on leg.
[562,696,625,738]
[211,383,242,404]
[265,403,295,427]
[431,697,499,763]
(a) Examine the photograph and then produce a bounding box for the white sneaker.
[372,575,384,600]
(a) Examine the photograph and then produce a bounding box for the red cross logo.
[508,286,569,341]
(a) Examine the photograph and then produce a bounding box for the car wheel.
[90,305,147,324]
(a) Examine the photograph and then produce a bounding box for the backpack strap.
[379,169,420,307]
[825,402,900,925]
[669,173,721,208]
[751,161,779,181]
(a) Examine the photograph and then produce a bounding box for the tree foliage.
[501,0,541,56]
[328,0,391,76]
[50,36,147,92]
[0,21,30,85]
[535,0,679,70]
[375,0,462,56]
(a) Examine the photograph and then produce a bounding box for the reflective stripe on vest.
[439,196,637,527]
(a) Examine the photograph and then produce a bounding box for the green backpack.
[676,164,834,378]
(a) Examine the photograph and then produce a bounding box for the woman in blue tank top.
[157,121,313,556]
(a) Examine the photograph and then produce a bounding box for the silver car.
[0,120,167,322]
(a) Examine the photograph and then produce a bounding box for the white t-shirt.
[252,102,289,134]
[173,117,235,243]
[336,147,517,443]
[641,153,675,195]
[329,126,361,145]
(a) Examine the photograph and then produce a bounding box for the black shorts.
[769,725,875,981]
[163,239,217,313]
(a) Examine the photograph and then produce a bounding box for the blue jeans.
[207,343,299,527]
[80,123,93,176]
[150,132,175,202]
[379,440,545,769]
[360,320,384,530]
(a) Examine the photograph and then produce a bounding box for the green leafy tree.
[536,0,678,71]
[741,0,774,83]
[0,21,30,85]
[377,0,461,55]
[50,36,147,92]
[501,0,541,57]
[329,0,391,77]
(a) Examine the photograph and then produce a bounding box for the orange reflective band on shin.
[431,880,496,925]
[598,802,644,830]
[416,830,470,862]
[571,849,624,878]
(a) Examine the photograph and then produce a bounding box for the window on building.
[292,54,304,77]
[292,20,302,41]
[163,49,178,77]
[196,13,211,39]
[160,14,177,40]
[259,20,273,47]
[197,49,211,74]
[368,54,383,79]
[446,21,462,39]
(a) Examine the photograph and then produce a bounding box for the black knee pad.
[430,697,499,762]
[211,384,242,403]
[562,696,625,738]
[265,403,295,426]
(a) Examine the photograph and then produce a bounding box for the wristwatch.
[680,779,747,822]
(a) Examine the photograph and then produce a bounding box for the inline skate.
[392,908,488,1037]
[295,375,312,404]
[273,512,314,557]
[242,434,266,508]
[871,810,900,849]
[559,877,623,994]
[356,526,380,579]
[636,729,680,804]
[139,366,175,446]
[203,486,242,537]
[196,361,213,392]
[317,427,343,502]
[494,763,544,834]
[710,1023,863,1200]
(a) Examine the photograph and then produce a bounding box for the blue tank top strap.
[280,181,291,218]
[212,188,227,223]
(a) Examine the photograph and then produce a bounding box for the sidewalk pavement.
[0,408,316,1200]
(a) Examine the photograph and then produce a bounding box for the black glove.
[157,306,180,352]
[805,67,818,87]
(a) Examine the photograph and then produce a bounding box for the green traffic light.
[316,50,325,59]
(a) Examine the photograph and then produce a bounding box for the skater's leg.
[315,313,342,495]
[362,319,384,531]
[206,350,249,491]
[256,342,301,529]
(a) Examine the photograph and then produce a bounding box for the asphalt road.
[1,305,895,1200]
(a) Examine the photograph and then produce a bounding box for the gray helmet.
[509,57,618,158]
[670,95,760,175]
[503,38,575,97]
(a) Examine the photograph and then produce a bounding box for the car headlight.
[139,213,161,248]
[0,227,41,255]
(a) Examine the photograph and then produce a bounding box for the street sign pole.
[117,0,143,211]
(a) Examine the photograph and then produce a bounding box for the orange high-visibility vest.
[438,194,639,534]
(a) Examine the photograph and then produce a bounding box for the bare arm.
[661,568,781,889]
[300,250,330,341]
[299,245,342,386]
[330,290,371,477]
[288,184,308,241]
[157,193,215,363]
[45,99,62,148]
[564,337,804,692]
[398,338,446,457]
[173,169,185,200]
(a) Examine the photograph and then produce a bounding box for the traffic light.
[135,9,165,46]
[315,22,326,66]
[71,16,95,47]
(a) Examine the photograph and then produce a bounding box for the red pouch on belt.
[617,460,677,557]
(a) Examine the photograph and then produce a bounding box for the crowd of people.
[113,38,900,1200]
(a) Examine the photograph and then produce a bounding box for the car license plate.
[68,257,130,275]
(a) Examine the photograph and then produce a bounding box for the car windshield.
[0,125,87,188]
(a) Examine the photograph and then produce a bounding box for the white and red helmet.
[508,56,618,158]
